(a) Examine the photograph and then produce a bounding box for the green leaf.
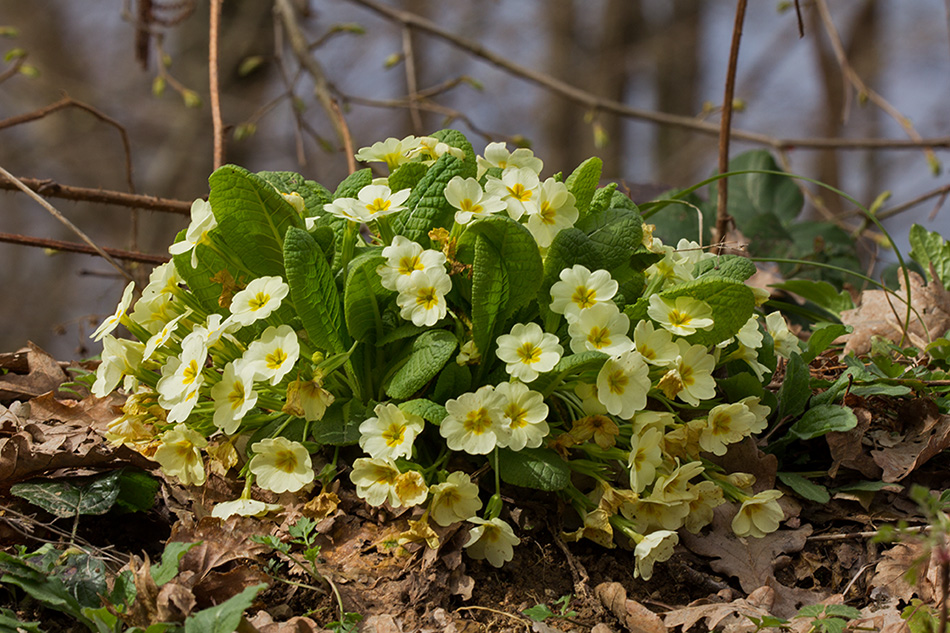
[0,551,90,627]
[565,156,602,216]
[209,165,302,279]
[152,541,200,586]
[803,323,850,363]
[284,227,346,354]
[778,353,810,421]
[909,224,950,287]
[787,404,858,441]
[777,472,830,504]
[384,330,458,400]
[313,399,367,446]
[184,583,267,633]
[627,277,754,347]
[532,350,609,396]
[771,279,854,316]
[388,161,429,192]
[112,468,159,513]
[11,471,124,518]
[496,447,570,491]
[256,170,333,212]
[588,183,619,216]
[0,608,44,633]
[432,362,472,403]
[334,168,373,199]
[343,251,394,343]
[432,128,477,165]
[574,207,644,270]
[393,152,474,245]
[523,604,556,622]
[693,255,756,282]
[724,151,804,228]
[458,216,543,359]
[398,399,448,425]
[57,552,107,609]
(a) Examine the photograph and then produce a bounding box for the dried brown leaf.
[870,542,937,603]
[595,582,665,633]
[245,610,324,633]
[0,343,69,401]
[169,516,271,583]
[870,401,950,482]
[826,407,882,479]
[664,586,775,633]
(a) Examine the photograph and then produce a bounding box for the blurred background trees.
[1,0,948,359]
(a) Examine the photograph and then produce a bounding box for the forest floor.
[1,342,947,633]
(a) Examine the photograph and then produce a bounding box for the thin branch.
[345,0,950,153]
[815,0,940,170]
[209,0,225,169]
[0,232,169,265]
[402,25,423,133]
[274,0,346,148]
[0,96,135,193]
[0,166,135,283]
[715,0,748,252]
[0,175,191,214]
[330,101,356,175]
[0,56,25,84]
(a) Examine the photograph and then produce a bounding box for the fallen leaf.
[245,610,323,633]
[0,342,69,401]
[664,586,775,633]
[826,407,882,479]
[870,400,950,482]
[170,515,271,583]
[870,542,937,604]
[839,271,950,356]
[707,436,778,491]
[594,582,665,633]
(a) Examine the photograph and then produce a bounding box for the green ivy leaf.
[209,165,302,279]
[343,251,394,344]
[496,447,570,491]
[787,404,858,441]
[11,470,124,518]
[184,583,267,633]
[284,227,346,354]
[384,330,458,400]
[565,156,602,217]
[909,224,950,287]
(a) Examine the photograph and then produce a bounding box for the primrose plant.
[93,130,795,578]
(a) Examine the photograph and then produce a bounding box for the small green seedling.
[522,593,578,622]
[793,604,862,633]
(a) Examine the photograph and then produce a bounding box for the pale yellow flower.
[249,437,314,494]
[91,281,135,342]
[732,489,784,538]
[153,423,207,486]
[429,472,482,527]
[464,517,520,567]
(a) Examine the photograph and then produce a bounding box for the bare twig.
[0,56,24,84]
[402,25,423,133]
[715,0,748,252]
[815,0,940,170]
[345,0,950,152]
[0,96,135,193]
[0,166,134,284]
[209,0,225,169]
[793,0,805,38]
[0,175,191,214]
[330,101,356,175]
[0,232,169,265]
[274,0,346,148]
[839,182,950,222]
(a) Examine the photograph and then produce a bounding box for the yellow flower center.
[667,309,692,328]
[504,404,528,429]
[709,411,731,436]
[383,423,407,448]
[606,369,628,395]
[182,360,200,386]
[587,326,612,349]
[460,199,483,214]
[266,347,288,371]
[398,255,423,276]
[539,201,556,224]
[572,286,596,309]
[516,342,541,364]
[507,183,532,202]
[273,448,299,474]
[249,291,270,311]
[416,286,439,309]
[227,381,245,408]
[463,408,493,435]
[366,198,392,214]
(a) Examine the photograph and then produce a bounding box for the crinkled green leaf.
[565,156,602,216]
[588,183,619,216]
[333,168,373,199]
[626,277,754,347]
[393,152,474,245]
[532,350,608,395]
[384,329,458,400]
[575,207,644,270]
[389,161,429,192]
[184,583,267,633]
[112,468,159,514]
[610,189,639,211]
[283,227,346,354]
[11,470,123,518]
[458,215,543,360]
[909,223,950,286]
[399,398,448,425]
[256,170,333,213]
[209,165,302,279]
[496,447,570,491]
[344,251,394,343]
[693,255,756,282]
[725,151,803,228]
[432,128,477,165]
[432,362,471,403]
[787,404,858,441]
